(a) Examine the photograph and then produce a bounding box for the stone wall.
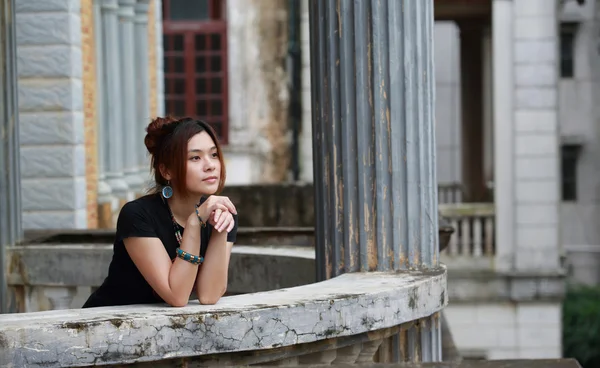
[445,302,562,359]
[221,183,314,227]
[558,0,600,273]
[16,0,87,229]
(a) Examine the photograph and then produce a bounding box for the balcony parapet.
[0,269,447,367]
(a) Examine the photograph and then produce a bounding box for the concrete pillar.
[492,0,516,272]
[94,0,113,224]
[512,0,560,272]
[493,0,561,273]
[0,0,22,313]
[134,0,151,188]
[118,0,143,196]
[309,0,441,360]
[310,0,439,276]
[459,22,486,202]
[100,0,129,200]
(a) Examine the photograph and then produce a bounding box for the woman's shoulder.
[118,193,163,221]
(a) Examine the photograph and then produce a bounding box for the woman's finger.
[213,208,222,223]
[222,213,234,232]
[216,213,229,232]
[227,217,235,233]
[215,196,236,214]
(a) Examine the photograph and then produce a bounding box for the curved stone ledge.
[7,245,316,294]
[0,269,447,367]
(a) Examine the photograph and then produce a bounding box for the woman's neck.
[166,193,201,225]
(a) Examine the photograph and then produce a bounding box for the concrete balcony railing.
[439,203,495,270]
[2,234,448,367]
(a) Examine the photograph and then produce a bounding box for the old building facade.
[11,0,600,361]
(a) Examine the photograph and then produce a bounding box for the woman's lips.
[203,176,218,184]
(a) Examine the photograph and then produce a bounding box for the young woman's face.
[185,131,221,196]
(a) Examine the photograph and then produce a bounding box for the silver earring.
[162,181,173,199]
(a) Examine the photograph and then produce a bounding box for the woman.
[83,117,238,308]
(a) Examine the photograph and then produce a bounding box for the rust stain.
[349,203,356,268]
[412,249,421,269]
[363,202,370,233]
[387,108,392,173]
[368,204,377,270]
[336,0,342,36]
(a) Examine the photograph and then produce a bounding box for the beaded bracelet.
[176,247,204,265]
[195,206,207,228]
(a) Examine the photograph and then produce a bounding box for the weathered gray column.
[0,0,22,313]
[134,0,150,186]
[309,0,441,361]
[310,0,439,277]
[100,0,129,199]
[118,0,142,195]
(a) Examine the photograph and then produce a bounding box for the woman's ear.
[159,164,171,181]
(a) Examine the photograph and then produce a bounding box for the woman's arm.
[195,230,233,305]
[124,215,202,307]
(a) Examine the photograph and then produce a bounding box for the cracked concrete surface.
[0,269,447,367]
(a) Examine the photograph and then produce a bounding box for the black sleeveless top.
[82,193,238,308]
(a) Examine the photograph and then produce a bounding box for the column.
[135,0,151,188]
[309,0,441,361]
[94,0,113,222]
[512,1,560,272]
[119,0,143,196]
[100,0,129,200]
[0,0,22,313]
[492,0,516,272]
[459,22,486,202]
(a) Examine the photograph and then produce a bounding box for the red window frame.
[162,0,229,144]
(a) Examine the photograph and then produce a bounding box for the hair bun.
[144,116,179,155]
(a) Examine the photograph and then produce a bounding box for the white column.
[119,0,143,197]
[94,0,113,209]
[101,0,129,199]
[135,0,151,189]
[492,0,516,272]
[512,0,560,272]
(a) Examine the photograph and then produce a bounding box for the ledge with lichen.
[0,269,447,367]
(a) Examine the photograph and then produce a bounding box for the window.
[162,0,229,143]
[560,23,577,78]
[561,144,580,201]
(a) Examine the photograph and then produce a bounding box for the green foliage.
[562,284,600,368]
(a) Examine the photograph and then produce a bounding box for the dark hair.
[144,116,226,196]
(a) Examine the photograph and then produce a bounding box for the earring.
[162,181,173,199]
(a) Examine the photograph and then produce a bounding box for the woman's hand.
[195,195,237,224]
[208,208,235,233]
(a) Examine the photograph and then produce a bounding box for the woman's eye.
[212,153,219,158]
[190,156,201,161]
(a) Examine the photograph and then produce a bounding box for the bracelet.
[195,206,207,228]
[176,247,204,265]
